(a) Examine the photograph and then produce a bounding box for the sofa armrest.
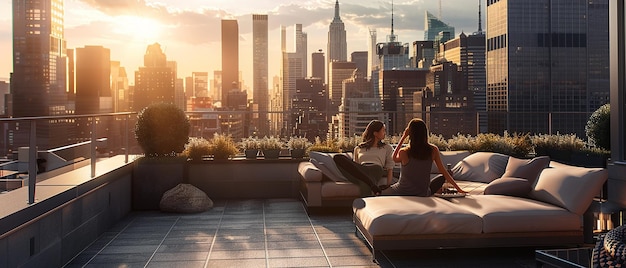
[298,161,323,182]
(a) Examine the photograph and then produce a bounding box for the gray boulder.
[160,183,213,213]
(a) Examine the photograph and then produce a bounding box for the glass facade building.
[486,0,609,136]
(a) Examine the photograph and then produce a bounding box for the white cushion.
[353,196,483,236]
[501,156,550,183]
[451,152,509,183]
[449,195,581,233]
[321,181,360,198]
[432,151,473,173]
[529,165,607,215]
[309,152,349,182]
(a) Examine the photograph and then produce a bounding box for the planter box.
[187,159,304,199]
[132,157,185,210]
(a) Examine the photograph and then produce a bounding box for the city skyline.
[0,0,483,89]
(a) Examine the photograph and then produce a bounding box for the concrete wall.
[188,159,304,199]
[0,157,133,267]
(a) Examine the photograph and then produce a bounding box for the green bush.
[209,134,239,160]
[135,103,190,157]
[183,137,212,160]
[585,104,611,150]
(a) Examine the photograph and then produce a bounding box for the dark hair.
[406,118,432,160]
[358,120,386,149]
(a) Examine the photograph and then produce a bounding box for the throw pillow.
[450,152,509,183]
[484,177,533,197]
[309,151,349,182]
[501,156,550,184]
[529,166,608,215]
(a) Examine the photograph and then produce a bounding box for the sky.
[0,0,483,91]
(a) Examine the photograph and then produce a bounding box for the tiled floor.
[65,199,540,267]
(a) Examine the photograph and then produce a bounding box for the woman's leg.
[333,154,381,195]
[429,175,445,195]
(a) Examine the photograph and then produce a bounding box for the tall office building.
[412,41,435,69]
[368,29,379,79]
[424,11,455,41]
[338,71,384,138]
[329,61,356,107]
[351,51,368,77]
[192,72,209,97]
[441,32,487,132]
[311,50,325,81]
[295,24,308,78]
[133,43,176,111]
[327,0,347,82]
[11,0,70,150]
[253,14,269,136]
[292,78,328,139]
[110,61,129,112]
[281,25,307,136]
[75,46,112,115]
[221,19,239,108]
[486,0,609,136]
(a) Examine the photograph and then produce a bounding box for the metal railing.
[0,109,595,204]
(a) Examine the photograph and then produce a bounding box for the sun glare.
[116,16,162,42]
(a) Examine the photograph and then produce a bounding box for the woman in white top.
[333,120,394,196]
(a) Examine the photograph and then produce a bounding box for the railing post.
[125,115,129,163]
[28,120,36,204]
[548,112,553,135]
[91,117,96,177]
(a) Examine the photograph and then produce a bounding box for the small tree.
[585,104,611,150]
[135,103,190,157]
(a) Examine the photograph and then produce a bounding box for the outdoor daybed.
[352,152,608,258]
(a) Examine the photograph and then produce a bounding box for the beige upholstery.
[353,196,483,236]
[449,195,581,233]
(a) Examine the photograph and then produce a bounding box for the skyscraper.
[486,0,609,136]
[11,0,70,150]
[368,29,379,78]
[75,46,112,115]
[253,14,269,135]
[133,43,175,111]
[424,11,455,41]
[351,51,368,77]
[295,24,308,78]
[221,19,239,108]
[281,25,307,135]
[327,0,347,82]
[311,50,325,81]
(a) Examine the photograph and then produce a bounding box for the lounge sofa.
[298,151,475,209]
[351,152,608,258]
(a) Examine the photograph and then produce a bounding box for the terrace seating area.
[1,154,607,267]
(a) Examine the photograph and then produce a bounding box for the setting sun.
[115,16,162,42]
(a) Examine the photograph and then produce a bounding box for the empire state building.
[327,0,347,81]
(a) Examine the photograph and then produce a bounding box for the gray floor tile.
[146,261,206,268]
[208,249,267,259]
[267,248,325,258]
[155,243,212,253]
[87,253,152,264]
[210,241,266,250]
[205,258,267,267]
[149,251,209,261]
[98,245,160,254]
[268,257,330,267]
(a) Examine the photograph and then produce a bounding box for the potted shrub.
[240,136,260,159]
[209,133,239,160]
[259,136,283,159]
[585,104,611,151]
[531,133,585,163]
[183,137,211,162]
[287,136,311,159]
[336,135,360,153]
[308,136,340,153]
[133,103,190,210]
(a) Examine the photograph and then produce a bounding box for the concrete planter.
[132,156,185,210]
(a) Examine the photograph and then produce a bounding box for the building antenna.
[390,0,396,42]
[478,0,483,33]
[439,0,442,19]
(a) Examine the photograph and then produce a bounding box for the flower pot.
[245,149,259,159]
[290,149,306,159]
[262,149,280,159]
